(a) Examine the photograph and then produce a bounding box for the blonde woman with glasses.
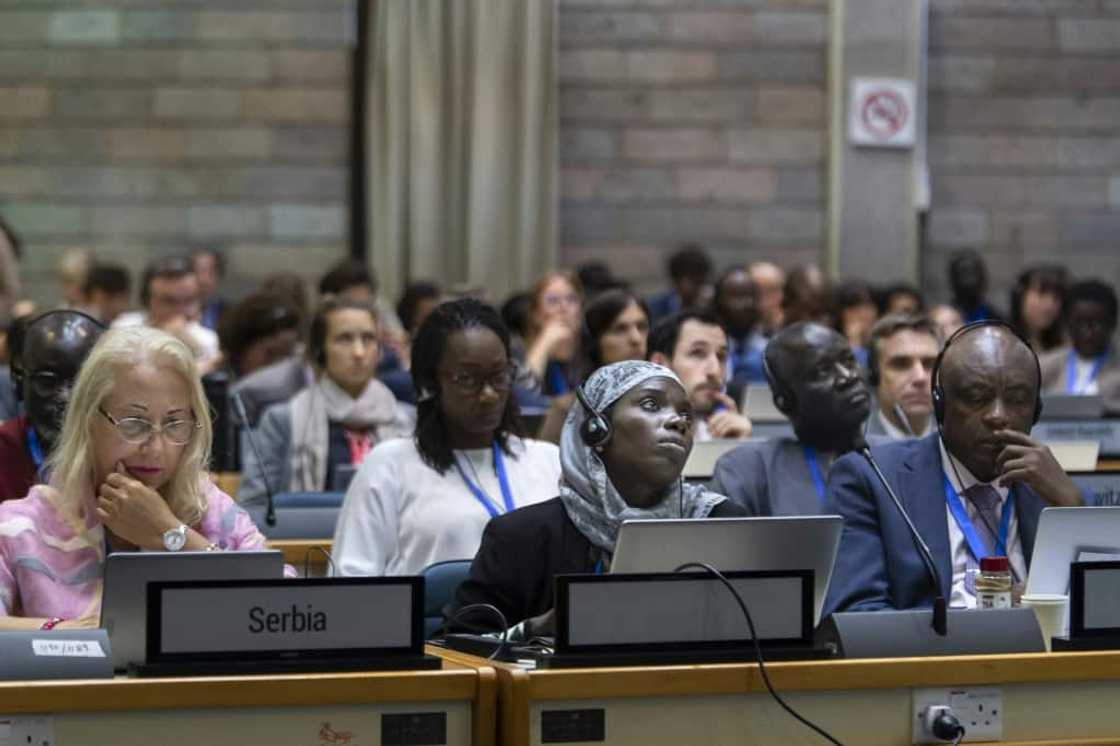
[0,326,277,630]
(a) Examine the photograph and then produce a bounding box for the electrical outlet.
[0,717,54,746]
[912,687,1002,743]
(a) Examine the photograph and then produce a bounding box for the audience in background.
[112,256,221,375]
[520,272,583,396]
[0,326,276,629]
[0,310,105,502]
[238,297,414,507]
[333,299,560,576]
[79,263,131,325]
[712,266,766,388]
[647,245,713,322]
[217,293,302,379]
[450,361,743,637]
[928,303,964,341]
[261,273,309,327]
[864,314,940,439]
[576,262,625,299]
[0,216,22,318]
[711,322,870,516]
[1040,280,1120,412]
[1010,265,1068,354]
[749,261,785,335]
[782,264,830,326]
[649,311,751,441]
[825,322,1083,615]
[191,248,227,332]
[396,281,443,340]
[831,279,878,367]
[879,283,924,316]
[949,249,1002,323]
[54,249,92,310]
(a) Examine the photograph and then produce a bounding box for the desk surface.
[434,647,1120,746]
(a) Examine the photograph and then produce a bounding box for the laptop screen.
[145,577,424,663]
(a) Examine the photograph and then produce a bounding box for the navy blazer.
[823,433,1046,616]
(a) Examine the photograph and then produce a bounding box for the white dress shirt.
[940,440,1027,608]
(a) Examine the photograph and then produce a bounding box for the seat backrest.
[272,492,345,509]
[422,559,473,639]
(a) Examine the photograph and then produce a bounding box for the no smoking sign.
[849,77,916,148]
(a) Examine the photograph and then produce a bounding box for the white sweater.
[333,437,561,576]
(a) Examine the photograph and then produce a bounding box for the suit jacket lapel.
[899,436,953,600]
[1012,484,1044,565]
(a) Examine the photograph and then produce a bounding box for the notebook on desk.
[101,550,284,672]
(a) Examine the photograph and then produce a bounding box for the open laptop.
[1040,394,1104,421]
[742,384,787,423]
[611,515,843,626]
[681,439,741,480]
[101,550,284,672]
[1026,507,1120,597]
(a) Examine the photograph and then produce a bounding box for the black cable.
[303,545,337,577]
[674,561,844,746]
[436,604,511,661]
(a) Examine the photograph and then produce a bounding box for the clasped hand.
[96,462,179,550]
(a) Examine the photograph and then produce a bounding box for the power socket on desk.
[913,687,1002,743]
[0,717,54,746]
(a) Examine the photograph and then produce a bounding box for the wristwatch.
[162,524,188,552]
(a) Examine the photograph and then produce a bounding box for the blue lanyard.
[25,427,44,469]
[545,361,570,395]
[454,442,516,519]
[1067,349,1109,394]
[802,445,827,506]
[943,475,1014,560]
[593,558,603,575]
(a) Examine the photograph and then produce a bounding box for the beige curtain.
[366,0,557,304]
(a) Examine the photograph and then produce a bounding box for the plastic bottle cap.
[980,556,1010,572]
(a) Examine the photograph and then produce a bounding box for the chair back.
[422,559,473,639]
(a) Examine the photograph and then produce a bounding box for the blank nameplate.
[556,570,812,652]
[1033,420,1120,456]
[822,608,1044,659]
[146,577,423,662]
[0,630,113,680]
[1071,561,1120,637]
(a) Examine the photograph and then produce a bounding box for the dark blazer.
[0,415,36,503]
[822,434,1046,617]
[448,496,746,628]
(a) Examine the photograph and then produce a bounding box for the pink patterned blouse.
[0,481,275,620]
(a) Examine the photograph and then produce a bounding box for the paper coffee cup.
[1021,593,1069,652]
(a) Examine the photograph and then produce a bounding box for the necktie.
[963,483,1002,557]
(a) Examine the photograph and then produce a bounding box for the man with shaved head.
[825,322,1083,616]
[0,310,105,500]
[711,322,871,515]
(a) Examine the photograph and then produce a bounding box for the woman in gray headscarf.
[449,360,742,636]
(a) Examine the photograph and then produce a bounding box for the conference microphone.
[230,392,276,527]
[854,436,948,636]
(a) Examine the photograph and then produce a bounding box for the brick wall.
[0,1,352,309]
[556,0,829,296]
[925,0,1120,308]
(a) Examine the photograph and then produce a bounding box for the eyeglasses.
[442,366,517,395]
[98,406,200,446]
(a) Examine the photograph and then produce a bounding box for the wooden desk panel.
[435,648,1120,746]
[0,660,496,746]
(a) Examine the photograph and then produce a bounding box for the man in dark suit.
[824,322,1083,615]
[710,322,872,516]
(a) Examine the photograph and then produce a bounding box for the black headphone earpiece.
[575,384,612,448]
[761,352,795,414]
[930,319,1043,427]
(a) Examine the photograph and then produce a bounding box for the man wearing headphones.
[710,322,872,516]
[824,321,1084,616]
[0,310,105,501]
[864,314,940,440]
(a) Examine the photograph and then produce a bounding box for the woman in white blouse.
[333,299,561,576]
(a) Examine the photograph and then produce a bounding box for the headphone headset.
[575,384,612,448]
[929,319,1043,426]
[761,351,795,414]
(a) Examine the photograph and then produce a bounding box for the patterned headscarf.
[559,360,726,555]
